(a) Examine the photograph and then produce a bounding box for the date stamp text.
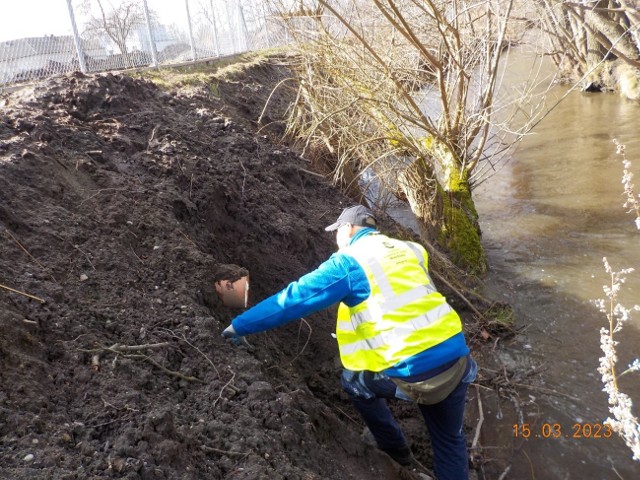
[512,423,613,439]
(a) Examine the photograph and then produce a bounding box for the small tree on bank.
[268,0,543,274]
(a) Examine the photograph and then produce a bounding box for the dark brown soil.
[0,57,461,480]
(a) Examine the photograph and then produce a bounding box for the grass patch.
[129,47,289,91]
[485,302,515,328]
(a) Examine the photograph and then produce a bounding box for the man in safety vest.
[222,205,477,480]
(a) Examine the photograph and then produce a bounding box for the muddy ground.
[0,55,486,479]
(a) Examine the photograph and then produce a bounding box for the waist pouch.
[391,356,467,405]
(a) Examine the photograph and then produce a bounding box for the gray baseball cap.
[325,205,377,231]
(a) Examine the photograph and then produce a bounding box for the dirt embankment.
[0,56,468,479]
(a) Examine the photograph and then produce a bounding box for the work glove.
[222,324,253,350]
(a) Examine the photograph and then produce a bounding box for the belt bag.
[391,356,467,405]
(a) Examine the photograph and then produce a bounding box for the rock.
[79,273,89,281]
[23,453,34,462]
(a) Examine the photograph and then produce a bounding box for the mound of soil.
[0,62,443,479]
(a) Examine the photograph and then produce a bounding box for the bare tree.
[535,0,640,94]
[82,0,151,66]
[268,0,544,273]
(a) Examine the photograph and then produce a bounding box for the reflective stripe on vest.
[336,234,462,372]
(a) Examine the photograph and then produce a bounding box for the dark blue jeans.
[341,360,476,480]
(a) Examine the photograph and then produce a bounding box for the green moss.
[436,173,488,275]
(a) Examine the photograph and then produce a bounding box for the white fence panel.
[0,0,297,87]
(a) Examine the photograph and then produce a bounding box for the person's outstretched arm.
[231,253,353,336]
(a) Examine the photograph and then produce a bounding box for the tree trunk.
[114,39,134,69]
[584,4,640,62]
[399,156,487,275]
[619,1,640,52]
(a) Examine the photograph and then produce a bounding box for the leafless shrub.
[265,0,551,273]
[595,140,640,462]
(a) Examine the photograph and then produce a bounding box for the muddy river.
[474,86,640,479]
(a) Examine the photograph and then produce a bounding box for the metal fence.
[0,0,292,87]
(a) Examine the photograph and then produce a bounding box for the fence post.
[185,0,197,61]
[209,0,221,57]
[142,0,159,67]
[65,0,87,73]
[238,3,249,51]
[261,5,272,49]
[225,0,237,53]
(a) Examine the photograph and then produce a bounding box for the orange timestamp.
[512,422,613,439]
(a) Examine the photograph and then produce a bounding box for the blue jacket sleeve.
[231,253,353,336]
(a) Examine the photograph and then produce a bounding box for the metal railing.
[0,0,292,87]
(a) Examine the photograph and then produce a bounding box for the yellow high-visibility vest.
[336,234,462,371]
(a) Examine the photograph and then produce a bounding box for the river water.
[473,84,640,479]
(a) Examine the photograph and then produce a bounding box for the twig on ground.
[213,368,237,407]
[178,229,200,250]
[333,406,361,427]
[79,342,171,354]
[102,397,117,409]
[491,336,500,353]
[124,226,138,238]
[54,157,68,170]
[410,457,435,478]
[3,228,58,282]
[497,465,512,480]
[130,247,145,265]
[156,328,220,377]
[128,353,204,383]
[610,462,624,480]
[0,282,46,303]
[289,317,313,365]
[297,166,325,178]
[522,450,536,479]
[472,384,484,449]
[108,342,171,353]
[78,341,204,383]
[473,383,496,394]
[431,270,484,319]
[73,244,96,270]
[238,159,247,197]
[64,333,93,343]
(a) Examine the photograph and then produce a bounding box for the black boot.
[381,445,415,466]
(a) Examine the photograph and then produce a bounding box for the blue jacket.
[231,228,469,379]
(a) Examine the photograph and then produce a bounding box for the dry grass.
[129,47,289,90]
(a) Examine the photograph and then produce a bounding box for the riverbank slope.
[0,53,484,479]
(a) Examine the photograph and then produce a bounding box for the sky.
[1,1,73,41]
[0,0,196,42]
